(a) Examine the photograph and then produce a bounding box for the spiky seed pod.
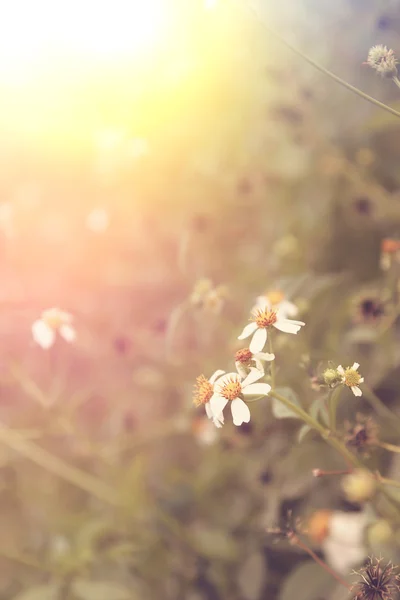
[352,557,400,600]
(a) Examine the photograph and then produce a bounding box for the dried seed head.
[367,45,398,77]
[352,557,400,600]
[344,414,379,456]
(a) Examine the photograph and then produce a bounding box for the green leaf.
[72,579,135,600]
[279,561,334,600]
[237,551,268,600]
[272,388,301,419]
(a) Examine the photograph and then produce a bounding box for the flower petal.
[32,320,56,349]
[205,403,213,419]
[255,297,269,311]
[235,362,249,380]
[209,369,225,384]
[59,324,76,343]
[243,382,271,397]
[352,362,360,370]
[274,319,304,334]
[279,300,298,318]
[254,352,275,361]
[213,413,224,428]
[215,372,239,390]
[249,327,267,353]
[337,365,345,375]
[238,322,258,340]
[231,398,250,426]
[242,367,263,387]
[351,386,362,397]
[210,394,228,416]
[358,377,364,383]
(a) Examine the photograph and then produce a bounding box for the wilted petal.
[249,327,267,353]
[59,324,76,343]
[32,319,56,349]
[231,398,250,426]
[235,362,248,380]
[351,386,362,397]
[243,382,271,397]
[210,394,228,416]
[209,369,225,384]
[238,322,258,340]
[242,367,263,387]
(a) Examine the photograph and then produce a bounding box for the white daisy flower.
[210,369,271,427]
[32,308,76,349]
[234,347,275,379]
[337,362,364,397]
[238,298,305,353]
[193,370,225,424]
[256,289,299,319]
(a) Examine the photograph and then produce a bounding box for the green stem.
[268,332,276,388]
[0,423,121,507]
[246,3,400,120]
[328,386,342,433]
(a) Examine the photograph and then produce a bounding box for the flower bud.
[341,469,377,503]
[323,368,342,387]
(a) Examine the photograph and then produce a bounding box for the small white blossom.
[238,297,305,353]
[234,347,274,379]
[366,45,398,77]
[256,290,299,319]
[210,369,271,427]
[86,208,109,233]
[32,308,76,349]
[193,370,225,424]
[323,511,368,575]
[337,362,364,397]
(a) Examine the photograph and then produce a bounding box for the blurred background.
[2,0,400,598]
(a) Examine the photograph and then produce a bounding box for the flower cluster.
[32,308,76,349]
[192,291,304,428]
[323,362,364,396]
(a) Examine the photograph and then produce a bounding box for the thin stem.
[392,76,400,90]
[268,333,276,389]
[377,441,400,454]
[328,387,342,433]
[0,423,121,507]
[245,3,400,120]
[362,384,400,430]
[376,472,400,489]
[289,533,351,590]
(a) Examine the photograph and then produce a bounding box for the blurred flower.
[192,415,219,446]
[344,414,379,456]
[86,207,109,233]
[342,469,377,503]
[235,347,275,378]
[238,297,305,353]
[192,370,225,423]
[352,557,399,600]
[366,45,398,77]
[32,308,76,349]
[256,289,299,319]
[337,362,364,396]
[210,369,271,427]
[380,238,400,270]
[190,278,228,314]
[367,520,394,548]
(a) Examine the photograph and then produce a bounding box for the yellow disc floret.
[235,348,253,364]
[253,309,277,329]
[193,375,213,406]
[220,378,242,401]
[343,368,362,388]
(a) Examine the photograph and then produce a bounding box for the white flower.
[32,308,76,349]
[367,45,398,77]
[337,362,364,397]
[256,290,299,319]
[86,207,109,233]
[238,298,305,353]
[234,347,274,379]
[322,511,368,575]
[210,369,271,427]
[193,370,225,424]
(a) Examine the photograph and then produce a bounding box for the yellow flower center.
[220,378,242,401]
[344,368,361,387]
[235,348,253,364]
[254,309,277,329]
[42,310,65,329]
[193,375,213,406]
